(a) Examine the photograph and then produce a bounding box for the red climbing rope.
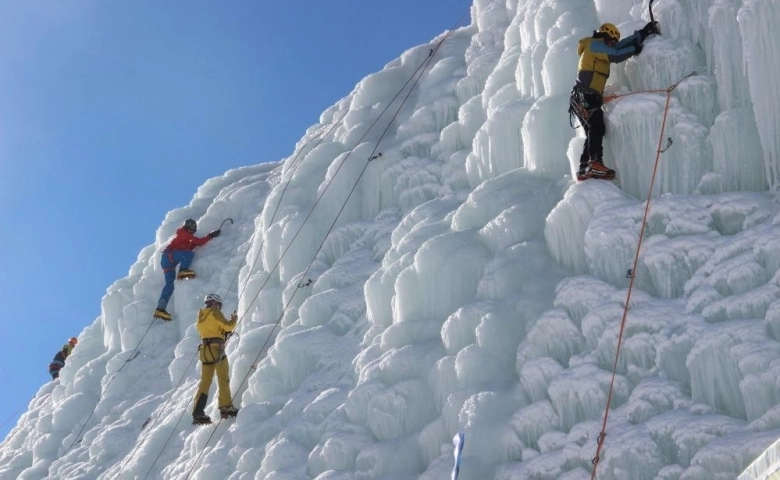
[589,72,694,478]
[603,89,667,103]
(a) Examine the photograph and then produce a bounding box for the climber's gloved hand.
[208,229,221,238]
[639,21,660,40]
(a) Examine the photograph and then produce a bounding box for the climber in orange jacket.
[49,337,78,380]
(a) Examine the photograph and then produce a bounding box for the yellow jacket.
[576,32,643,95]
[196,307,236,339]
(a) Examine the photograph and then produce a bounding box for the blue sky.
[0,0,471,439]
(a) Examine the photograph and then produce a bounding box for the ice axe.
[648,0,661,35]
[218,217,234,230]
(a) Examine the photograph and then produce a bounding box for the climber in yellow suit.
[569,21,660,181]
[191,293,239,425]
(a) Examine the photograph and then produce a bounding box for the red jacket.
[165,227,212,252]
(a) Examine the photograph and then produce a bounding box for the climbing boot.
[219,405,239,419]
[576,163,589,182]
[192,414,212,426]
[192,393,211,425]
[153,308,172,321]
[177,269,196,280]
[586,160,616,180]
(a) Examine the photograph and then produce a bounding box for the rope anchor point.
[591,431,607,464]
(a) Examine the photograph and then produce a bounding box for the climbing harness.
[199,338,226,365]
[569,85,604,128]
[569,85,593,127]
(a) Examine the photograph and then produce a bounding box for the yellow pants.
[192,344,232,415]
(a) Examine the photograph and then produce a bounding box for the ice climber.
[153,218,221,321]
[48,337,78,380]
[569,20,661,181]
[191,293,239,425]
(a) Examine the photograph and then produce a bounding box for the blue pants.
[157,250,194,310]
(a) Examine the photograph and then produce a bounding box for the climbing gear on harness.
[569,85,602,128]
[199,338,226,365]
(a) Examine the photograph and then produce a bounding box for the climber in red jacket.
[153,219,221,320]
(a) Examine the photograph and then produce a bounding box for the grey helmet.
[204,293,222,306]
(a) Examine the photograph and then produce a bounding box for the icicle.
[710,0,751,111]
[738,0,780,190]
[607,94,710,197]
[708,107,766,192]
[522,96,574,178]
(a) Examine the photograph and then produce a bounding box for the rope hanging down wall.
[590,72,695,479]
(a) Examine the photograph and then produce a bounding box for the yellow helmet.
[598,23,621,42]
